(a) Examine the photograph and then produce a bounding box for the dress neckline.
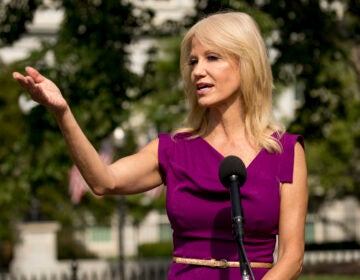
[197,136,266,170]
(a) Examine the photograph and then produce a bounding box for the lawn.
[301,261,360,279]
[299,276,360,280]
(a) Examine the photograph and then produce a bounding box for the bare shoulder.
[280,141,308,200]
[280,141,308,209]
[138,137,159,157]
[141,137,159,149]
[294,141,307,175]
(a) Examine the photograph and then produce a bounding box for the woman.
[13,11,308,280]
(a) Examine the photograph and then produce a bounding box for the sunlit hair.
[177,11,285,153]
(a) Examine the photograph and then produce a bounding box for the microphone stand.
[233,216,254,280]
[229,175,255,280]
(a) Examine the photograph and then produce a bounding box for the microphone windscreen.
[218,155,247,187]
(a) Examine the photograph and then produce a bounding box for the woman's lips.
[196,82,213,94]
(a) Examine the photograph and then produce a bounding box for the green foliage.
[41,1,151,142]
[299,276,360,280]
[137,37,187,133]
[0,63,30,242]
[0,0,39,47]
[305,240,360,251]
[0,0,155,246]
[138,241,173,258]
[22,0,153,223]
[57,228,97,260]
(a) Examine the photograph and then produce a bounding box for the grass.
[300,261,360,279]
[299,276,360,280]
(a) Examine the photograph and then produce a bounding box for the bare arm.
[262,142,308,280]
[13,67,163,196]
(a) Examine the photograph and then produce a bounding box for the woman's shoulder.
[159,131,194,142]
[277,132,304,149]
[268,132,304,157]
[274,132,305,182]
[158,132,199,168]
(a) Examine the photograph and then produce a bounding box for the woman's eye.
[188,59,198,66]
[207,55,219,61]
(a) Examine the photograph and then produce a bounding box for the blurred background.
[0,0,359,279]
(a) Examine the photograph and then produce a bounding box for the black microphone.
[219,155,254,280]
[218,155,247,222]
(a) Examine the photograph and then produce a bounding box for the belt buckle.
[219,259,228,268]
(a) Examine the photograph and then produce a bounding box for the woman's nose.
[192,61,206,77]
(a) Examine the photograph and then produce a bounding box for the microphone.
[218,155,247,223]
[219,155,254,280]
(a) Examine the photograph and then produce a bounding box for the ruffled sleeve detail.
[278,134,304,183]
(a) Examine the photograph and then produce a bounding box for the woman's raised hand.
[13,66,68,113]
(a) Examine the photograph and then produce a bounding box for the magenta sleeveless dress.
[158,132,304,280]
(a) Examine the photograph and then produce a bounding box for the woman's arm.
[13,67,163,196]
[56,107,163,195]
[262,142,309,280]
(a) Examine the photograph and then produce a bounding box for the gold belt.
[173,257,273,269]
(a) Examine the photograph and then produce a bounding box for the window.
[91,226,111,242]
[159,222,172,242]
[305,221,315,243]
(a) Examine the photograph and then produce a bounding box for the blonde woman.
[13,11,308,280]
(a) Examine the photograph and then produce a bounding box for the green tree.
[0,0,39,47]
[0,0,156,259]
[14,0,147,224]
[254,0,360,202]
[136,37,186,133]
[0,62,30,267]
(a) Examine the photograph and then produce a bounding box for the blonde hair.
[177,11,285,153]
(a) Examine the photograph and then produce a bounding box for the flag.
[68,138,114,204]
[68,165,88,204]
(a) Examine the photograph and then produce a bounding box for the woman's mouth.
[196,83,213,94]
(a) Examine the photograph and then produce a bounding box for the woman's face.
[189,37,241,109]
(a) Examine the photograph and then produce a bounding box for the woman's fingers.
[12,72,22,80]
[13,72,29,89]
[13,70,44,104]
[13,67,68,112]
[26,75,36,88]
[25,66,45,83]
[13,67,43,85]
